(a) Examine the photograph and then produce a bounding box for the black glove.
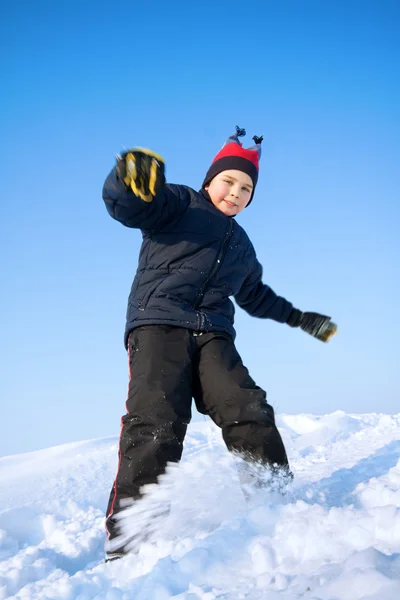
[287,309,337,343]
[116,148,165,202]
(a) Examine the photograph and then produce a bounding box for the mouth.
[224,199,237,208]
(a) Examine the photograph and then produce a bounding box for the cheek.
[239,194,251,209]
[242,191,252,203]
[211,184,225,200]
[208,185,223,205]
[218,183,229,197]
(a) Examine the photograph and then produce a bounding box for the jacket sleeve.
[102,167,189,230]
[234,253,293,323]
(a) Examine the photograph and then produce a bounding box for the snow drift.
[0,411,399,599]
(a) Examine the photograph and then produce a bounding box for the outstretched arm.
[235,258,293,323]
[235,256,337,342]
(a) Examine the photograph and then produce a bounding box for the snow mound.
[0,412,399,599]
[280,413,324,435]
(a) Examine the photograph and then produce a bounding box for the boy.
[102,127,336,559]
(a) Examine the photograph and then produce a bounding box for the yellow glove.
[117,148,165,202]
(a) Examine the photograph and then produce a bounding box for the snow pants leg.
[193,332,289,467]
[106,326,288,542]
[106,325,193,541]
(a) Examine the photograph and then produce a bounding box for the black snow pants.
[106,325,289,540]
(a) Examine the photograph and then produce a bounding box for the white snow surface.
[0,411,400,599]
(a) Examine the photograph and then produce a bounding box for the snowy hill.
[0,412,399,599]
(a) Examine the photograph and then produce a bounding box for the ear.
[204,184,209,190]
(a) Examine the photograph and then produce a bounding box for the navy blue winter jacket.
[103,168,293,347]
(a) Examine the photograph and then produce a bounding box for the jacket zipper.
[194,219,234,319]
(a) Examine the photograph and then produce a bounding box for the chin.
[223,208,236,216]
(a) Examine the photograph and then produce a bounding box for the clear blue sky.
[1,0,399,457]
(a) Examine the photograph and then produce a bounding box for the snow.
[0,412,399,599]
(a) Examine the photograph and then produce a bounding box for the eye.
[242,187,251,192]
[223,179,233,185]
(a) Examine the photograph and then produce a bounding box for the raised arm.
[102,148,189,230]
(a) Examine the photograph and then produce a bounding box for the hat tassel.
[225,125,247,146]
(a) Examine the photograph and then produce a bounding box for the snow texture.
[0,411,399,599]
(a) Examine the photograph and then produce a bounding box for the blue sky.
[1,0,399,456]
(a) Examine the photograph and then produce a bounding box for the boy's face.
[205,169,253,216]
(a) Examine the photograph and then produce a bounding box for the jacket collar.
[199,187,212,203]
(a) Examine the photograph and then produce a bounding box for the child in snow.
[102,127,336,558]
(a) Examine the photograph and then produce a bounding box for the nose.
[230,187,239,198]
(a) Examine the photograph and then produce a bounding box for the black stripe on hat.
[202,156,259,190]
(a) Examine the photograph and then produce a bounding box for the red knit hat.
[202,126,263,204]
